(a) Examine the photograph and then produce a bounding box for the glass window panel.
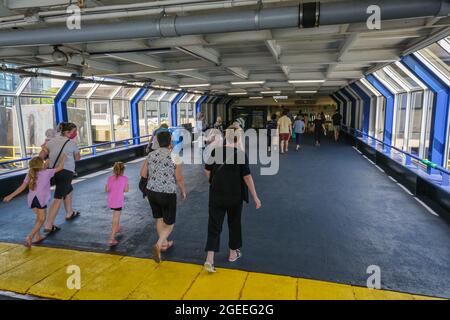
[160,101,170,125]
[394,93,408,149]
[115,87,138,100]
[419,43,450,81]
[178,102,188,125]
[188,102,194,125]
[90,99,111,144]
[20,96,55,157]
[146,100,159,134]
[22,77,65,96]
[407,91,424,156]
[138,101,147,137]
[67,98,89,148]
[72,83,95,97]
[112,99,131,143]
[374,69,404,93]
[91,85,120,98]
[424,93,434,160]
[0,68,22,93]
[0,96,23,164]
[388,64,422,90]
[376,96,386,141]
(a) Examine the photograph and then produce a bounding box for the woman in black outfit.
[313,113,326,146]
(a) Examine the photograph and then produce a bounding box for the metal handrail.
[342,124,450,177]
[0,134,153,167]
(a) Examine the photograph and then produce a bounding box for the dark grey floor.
[1,134,450,298]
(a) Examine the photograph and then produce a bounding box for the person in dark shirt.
[314,113,326,146]
[203,126,261,273]
[266,114,277,152]
[332,109,343,141]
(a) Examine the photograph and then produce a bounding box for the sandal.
[108,239,119,247]
[44,225,60,235]
[152,244,161,264]
[32,236,46,244]
[66,211,81,221]
[228,249,242,262]
[204,262,216,273]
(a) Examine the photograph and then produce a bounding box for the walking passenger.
[140,131,187,263]
[332,109,343,142]
[277,109,292,154]
[105,162,129,246]
[147,123,169,154]
[39,122,81,234]
[293,114,305,151]
[313,113,326,146]
[203,126,261,273]
[3,155,66,247]
[266,114,277,153]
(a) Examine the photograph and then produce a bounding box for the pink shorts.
[280,133,290,141]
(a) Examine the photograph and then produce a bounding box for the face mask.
[68,131,77,139]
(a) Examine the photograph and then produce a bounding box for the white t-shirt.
[47,135,79,172]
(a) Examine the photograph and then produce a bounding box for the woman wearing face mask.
[39,122,81,234]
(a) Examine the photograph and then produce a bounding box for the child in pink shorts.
[105,162,129,246]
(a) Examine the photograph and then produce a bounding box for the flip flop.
[152,244,161,263]
[228,249,242,262]
[204,262,216,273]
[66,211,81,221]
[44,225,60,235]
[32,236,46,244]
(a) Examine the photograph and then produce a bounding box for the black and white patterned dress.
[146,148,178,194]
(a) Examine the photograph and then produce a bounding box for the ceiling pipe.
[0,0,447,46]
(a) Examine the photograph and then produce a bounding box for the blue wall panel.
[366,74,395,147]
[402,55,450,166]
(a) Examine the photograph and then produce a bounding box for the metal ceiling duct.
[0,0,447,47]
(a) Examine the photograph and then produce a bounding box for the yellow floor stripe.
[0,242,445,300]
[298,279,355,300]
[28,251,122,300]
[241,273,297,300]
[128,261,202,300]
[183,267,248,300]
[72,257,157,300]
[0,242,18,254]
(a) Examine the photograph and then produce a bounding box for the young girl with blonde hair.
[3,155,66,247]
[105,162,129,246]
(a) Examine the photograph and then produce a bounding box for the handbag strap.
[52,139,71,169]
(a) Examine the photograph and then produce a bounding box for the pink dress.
[24,169,56,208]
[107,175,128,209]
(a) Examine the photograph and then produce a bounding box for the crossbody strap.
[52,139,70,169]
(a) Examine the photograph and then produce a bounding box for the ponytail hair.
[28,157,45,191]
[113,162,125,178]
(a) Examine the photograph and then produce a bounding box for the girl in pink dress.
[105,162,129,246]
[3,155,66,248]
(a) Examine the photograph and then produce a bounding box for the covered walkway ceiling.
[0,0,449,97]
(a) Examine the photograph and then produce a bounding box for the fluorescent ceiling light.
[228,92,247,95]
[231,81,265,85]
[288,80,325,83]
[273,95,288,100]
[296,90,317,93]
[261,91,281,94]
[179,83,210,88]
[249,96,263,99]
